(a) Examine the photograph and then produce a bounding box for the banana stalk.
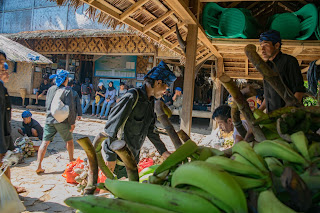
[109,140,139,181]
[177,129,190,142]
[92,132,116,179]
[76,137,98,195]
[155,100,182,149]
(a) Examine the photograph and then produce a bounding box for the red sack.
[97,170,107,183]
[138,158,154,173]
[62,157,84,184]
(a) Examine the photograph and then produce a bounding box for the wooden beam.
[245,58,249,76]
[227,1,241,8]
[196,52,213,66]
[143,11,174,33]
[160,22,185,41]
[198,28,222,58]
[216,57,224,77]
[291,46,304,57]
[196,49,210,60]
[200,0,302,2]
[246,2,259,9]
[197,46,207,54]
[120,0,149,21]
[181,24,198,135]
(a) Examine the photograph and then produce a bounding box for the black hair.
[120,82,125,86]
[0,50,7,59]
[144,77,155,88]
[257,94,264,102]
[212,104,231,122]
[68,78,74,87]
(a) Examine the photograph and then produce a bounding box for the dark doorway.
[80,61,93,84]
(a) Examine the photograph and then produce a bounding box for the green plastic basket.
[269,13,300,40]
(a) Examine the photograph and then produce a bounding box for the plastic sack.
[62,157,84,184]
[97,169,107,184]
[51,88,69,123]
[0,173,25,213]
[138,158,154,173]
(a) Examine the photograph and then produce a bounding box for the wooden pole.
[180,24,198,135]
[65,54,70,71]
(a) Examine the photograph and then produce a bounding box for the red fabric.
[62,157,84,184]
[138,158,154,173]
[97,170,107,183]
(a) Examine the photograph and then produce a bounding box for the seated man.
[18,111,43,140]
[162,88,173,106]
[212,104,249,144]
[35,78,51,105]
[116,82,127,103]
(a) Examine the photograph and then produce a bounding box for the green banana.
[139,173,153,183]
[206,156,266,178]
[104,179,220,213]
[290,131,310,161]
[261,127,280,140]
[308,142,320,159]
[139,165,159,178]
[154,139,198,175]
[197,146,224,156]
[264,157,284,177]
[171,161,247,213]
[257,190,296,213]
[198,147,213,161]
[300,171,320,192]
[253,109,277,131]
[232,141,268,172]
[65,195,175,213]
[253,140,308,166]
[231,175,268,190]
[231,153,255,167]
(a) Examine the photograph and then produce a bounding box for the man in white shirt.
[212,104,249,144]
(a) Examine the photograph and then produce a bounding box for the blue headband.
[3,62,8,70]
[144,61,177,86]
[175,87,182,92]
[22,110,32,118]
[50,69,69,87]
[259,30,282,46]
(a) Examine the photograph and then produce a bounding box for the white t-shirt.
[233,120,249,142]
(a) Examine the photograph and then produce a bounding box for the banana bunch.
[74,161,89,195]
[14,136,36,158]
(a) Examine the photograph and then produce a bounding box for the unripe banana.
[154,139,198,175]
[65,195,175,213]
[258,190,296,213]
[231,175,268,190]
[309,142,320,159]
[264,157,284,177]
[198,147,213,161]
[104,179,220,213]
[171,161,247,213]
[254,140,308,166]
[290,131,310,161]
[231,153,255,167]
[232,141,268,172]
[206,156,266,178]
[261,127,280,140]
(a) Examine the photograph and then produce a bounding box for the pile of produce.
[64,106,320,212]
[14,136,36,158]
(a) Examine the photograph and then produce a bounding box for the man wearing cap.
[36,69,76,174]
[170,87,183,122]
[18,111,43,140]
[102,61,176,177]
[258,30,305,113]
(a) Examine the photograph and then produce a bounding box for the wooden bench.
[9,92,46,105]
[171,109,212,119]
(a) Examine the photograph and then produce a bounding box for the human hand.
[161,151,171,159]
[70,124,75,132]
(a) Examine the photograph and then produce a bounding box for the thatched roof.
[2,29,134,40]
[0,35,52,64]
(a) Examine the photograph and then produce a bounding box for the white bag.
[50,88,69,123]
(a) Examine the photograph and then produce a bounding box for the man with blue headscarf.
[102,61,177,178]
[259,30,305,112]
[36,69,77,174]
[18,111,43,140]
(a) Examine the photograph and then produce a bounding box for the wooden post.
[65,54,70,71]
[180,24,198,135]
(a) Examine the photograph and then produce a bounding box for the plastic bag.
[138,158,154,173]
[97,169,107,183]
[62,157,84,184]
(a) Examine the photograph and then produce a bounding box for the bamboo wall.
[5,62,33,94]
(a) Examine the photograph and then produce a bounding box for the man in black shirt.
[18,111,43,140]
[35,78,51,105]
[258,30,305,113]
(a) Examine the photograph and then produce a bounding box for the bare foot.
[70,158,76,162]
[15,186,27,193]
[36,168,45,175]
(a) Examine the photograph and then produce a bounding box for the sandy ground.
[7,106,218,212]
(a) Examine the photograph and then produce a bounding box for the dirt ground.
[8,106,219,212]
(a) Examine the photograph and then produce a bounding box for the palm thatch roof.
[0,35,52,64]
[2,29,134,40]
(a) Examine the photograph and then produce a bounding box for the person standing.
[116,82,127,103]
[36,70,76,174]
[102,61,175,177]
[92,82,106,116]
[35,78,51,105]
[100,81,116,119]
[67,79,82,120]
[81,78,92,114]
[258,30,305,112]
[170,87,183,122]
[18,111,43,140]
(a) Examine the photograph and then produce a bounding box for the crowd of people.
[0,29,306,192]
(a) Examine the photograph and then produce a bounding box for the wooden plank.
[227,1,241,8]
[172,109,212,118]
[200,0,302,2]
[160,22,185,41]
[120,0,149,21]
[245,58,249,76]
[180,24,198,135]
[216,57,224,77]
[196,52,213,66]
[291,46,304,57]
[196,49,210,60]
[225,71,263,80]
[198,27,222,58]
[143,10,174,33]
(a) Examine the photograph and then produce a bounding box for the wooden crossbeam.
[245,58,249,75]
[227,2,241,8]
[160,22,185,41]
[197,46,207,54]
[196,49,210,60]
[143,11,174,33]
[196,52,213,66]
[291,46,304,57]
[120,0,149,21]
[200,0,302,2]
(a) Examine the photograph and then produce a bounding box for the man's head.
[85,78,90,84]
[50,69,69,87]
[259,30,282,61]
[120,82,125,90]
[43,79,48,85]
[98,82,103,89]
[68,78,74,87]
[144,61,177,99]
[175,87,182,96]
[212,105,233,133]
[22,110,32,124]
